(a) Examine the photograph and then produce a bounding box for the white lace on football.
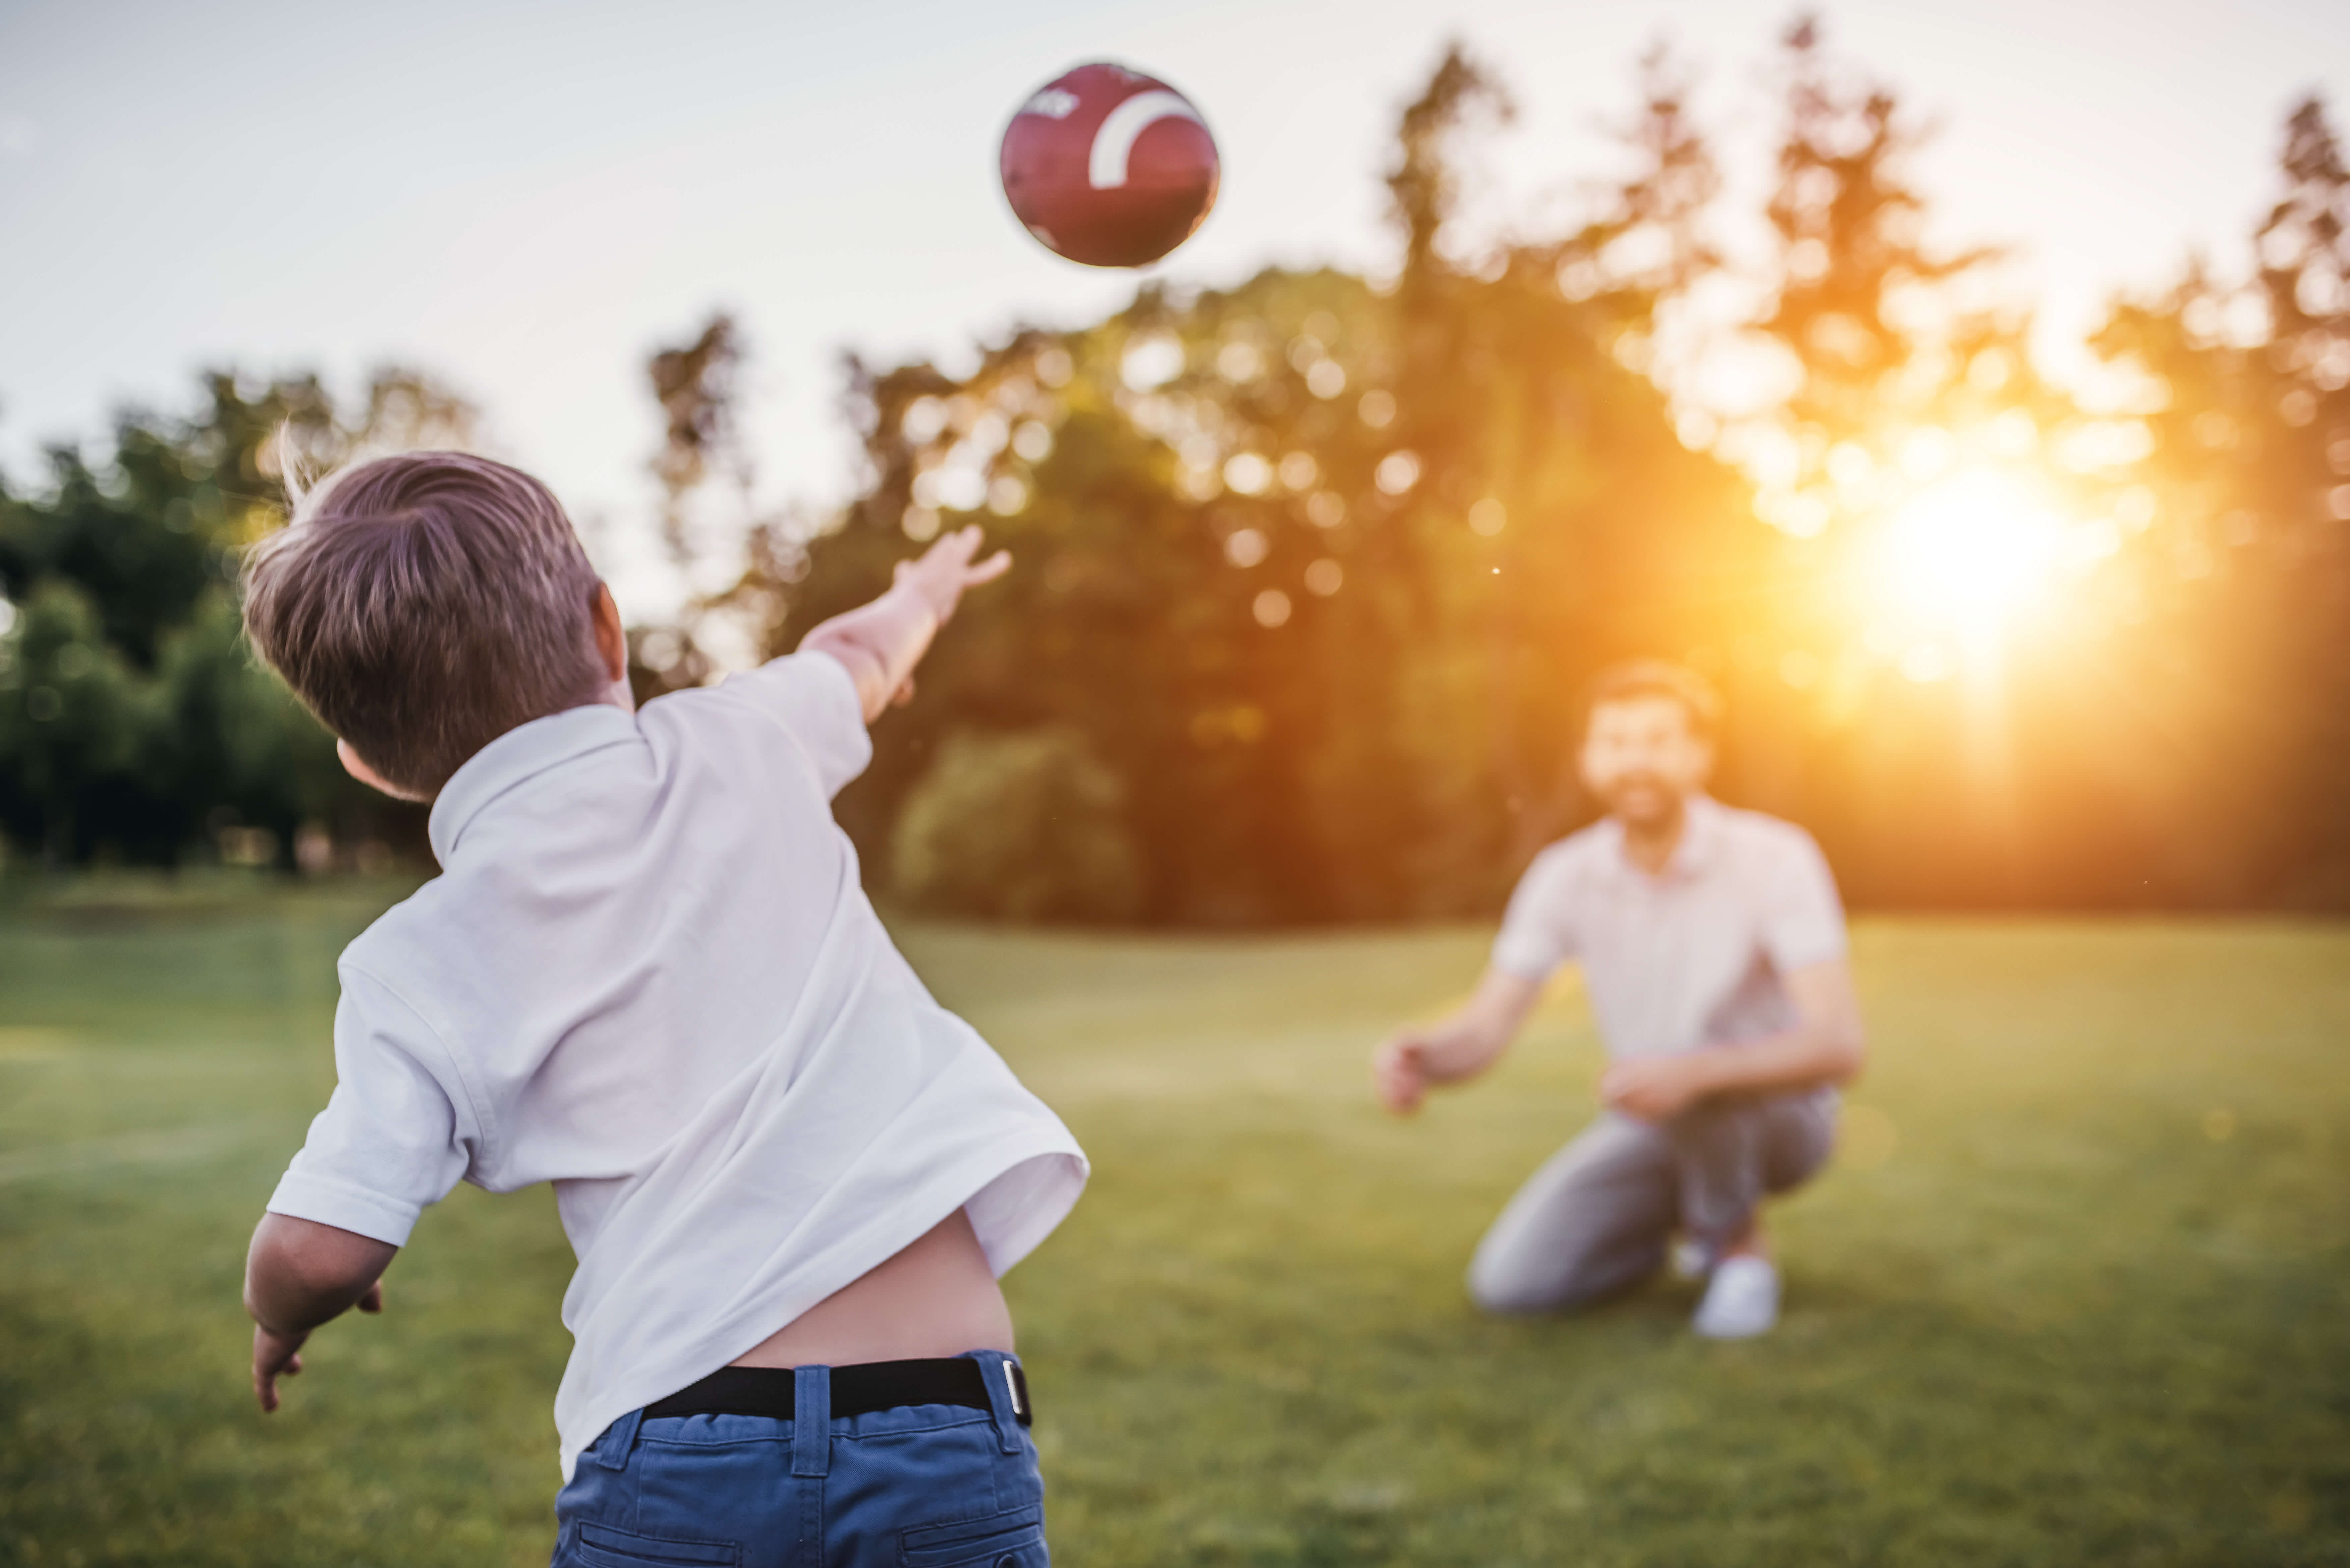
[1088,89,1203,190]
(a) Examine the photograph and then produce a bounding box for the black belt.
[642,1357,1031,1426]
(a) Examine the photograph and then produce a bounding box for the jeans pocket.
[564,1522,744,1568]
[899,1503,1047,1568]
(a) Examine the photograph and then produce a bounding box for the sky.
[1,0,2344,614]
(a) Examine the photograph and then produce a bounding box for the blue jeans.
[552,1352,1047,1568]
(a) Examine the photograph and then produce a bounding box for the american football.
[998,62,1220,268]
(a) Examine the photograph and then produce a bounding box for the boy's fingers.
[928,526,981,564]
[253,1329,302,1412]
[966,550,1012,583]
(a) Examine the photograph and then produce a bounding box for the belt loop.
[977,1353,1024,1455]
[594,1407,643,1472]
[791,1365,832,1478]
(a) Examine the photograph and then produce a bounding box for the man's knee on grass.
[1467,1232,1664,1316]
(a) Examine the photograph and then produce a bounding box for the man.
[1373,661,1864,1338]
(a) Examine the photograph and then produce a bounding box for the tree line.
[4,20,2345,920]
[0,376,458,869]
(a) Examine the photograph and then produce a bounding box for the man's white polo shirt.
[264,652,1088,1481]
[1492,795,1848,1060]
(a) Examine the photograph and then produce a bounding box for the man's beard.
[1606,775,1681,825]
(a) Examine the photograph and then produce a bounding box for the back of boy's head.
[242,451,607,798]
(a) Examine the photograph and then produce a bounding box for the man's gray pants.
[1467,1089,1838,1314]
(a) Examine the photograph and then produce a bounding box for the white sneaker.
[1691,1255,1780,1339]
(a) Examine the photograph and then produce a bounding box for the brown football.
[999,62,1219,268]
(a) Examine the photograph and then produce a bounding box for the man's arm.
[1599,958,1866,1123]
[797,526,1011,724]
[244,1213,399,1412]
[1372,967,1546,1114]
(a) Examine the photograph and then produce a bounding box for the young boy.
[239,451,1085,1566]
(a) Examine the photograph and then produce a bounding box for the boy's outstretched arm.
[797,526,1010,723]
[244,1212,398,1412]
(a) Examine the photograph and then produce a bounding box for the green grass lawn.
[1,879,2346,1566]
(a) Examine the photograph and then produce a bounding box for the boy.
[1373,661,1863,1338]
[240,451,1084,1566]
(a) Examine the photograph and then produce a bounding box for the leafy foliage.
[0,373,456,867]
[705,35,2350,920]
[892,726,1141,922]
[734,50,1754,924]
[4,32,2346,915]
[2070,95,2350,906]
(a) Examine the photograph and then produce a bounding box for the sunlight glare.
[1880,468,2066,630]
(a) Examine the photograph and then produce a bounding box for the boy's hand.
[251,1279,382,1412]
[252,1322,304,1412]
[801,526,1013,722]
[892,526,1011,626]
[244,1214,396,1413]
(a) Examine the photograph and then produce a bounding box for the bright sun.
[1878,468,2067,631]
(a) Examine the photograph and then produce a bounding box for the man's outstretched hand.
[1372,1029,1439,1115]
[1371,970,1544,1117]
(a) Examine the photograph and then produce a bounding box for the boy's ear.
[337,739,429,803]
[592,583,627,685]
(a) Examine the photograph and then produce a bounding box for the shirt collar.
[427,703,643,865]
[1607,793,1723,881]
[1675,795,1725,874]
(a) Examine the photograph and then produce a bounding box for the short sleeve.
[1757,829,1849,974]
[1492,844,1580,981]
[265,969,476,1247]
[718,651,873,799]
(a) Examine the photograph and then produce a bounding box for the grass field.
[1,879,2346,1566]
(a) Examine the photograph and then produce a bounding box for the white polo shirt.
[265,652,1088,1481]
[1492,796,1848,1060]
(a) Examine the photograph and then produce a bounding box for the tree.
[891,727,1141,922]
[2077,95,2350,905]
[0,370,462,867]
[721,45,1752,924]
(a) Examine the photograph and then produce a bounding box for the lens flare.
[1878,468,2066,629]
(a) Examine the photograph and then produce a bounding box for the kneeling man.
[1374,662,1864,1338]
